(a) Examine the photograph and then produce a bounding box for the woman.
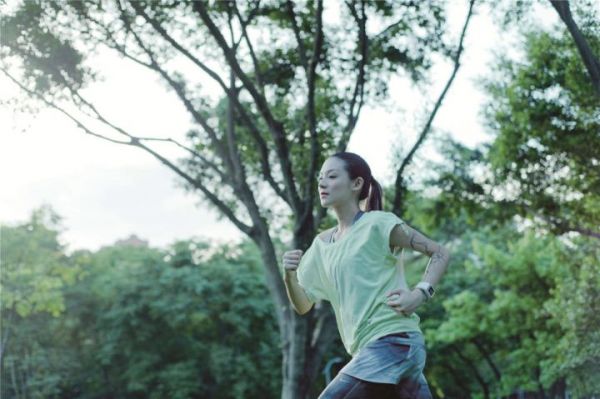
[282,152,450,398]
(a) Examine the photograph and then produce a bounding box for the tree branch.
[549,0,600,96]
[115,0,237,174]
[3,66,255,236]
[133,139,256,236]
[393,0,476,215]
[336,0,368,153]
[472,337,502,382]
[193,1,302,214]
[135,136,230,183]
[223,8,266,229]
[451,344,490,399]
[301,0,324,228]
[233,1,265,94]
[285,0,309,70]
[126,0,289,205]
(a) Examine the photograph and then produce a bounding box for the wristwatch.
[415,281,435,301]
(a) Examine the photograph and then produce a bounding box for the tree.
[408,11,600,395]
[421,20,599,241]
[398,193,600,398]
[483,28,600,239]
[82,239,282,399]
[1,208,284,398]
[0,206,80,398]
[548,0,600,96]
[1,1,476,397]
[492,0,600,96]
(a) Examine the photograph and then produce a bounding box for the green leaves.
[2,1,90,94]
[483,28,600,235]
[419,219,600,397]
[1,205,77,318]
[1,208,281,398]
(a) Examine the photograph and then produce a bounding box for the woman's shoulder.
[366,210,402,219]
[364,210,405,230]
[317,227,336,243]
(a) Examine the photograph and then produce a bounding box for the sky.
[0,2,559,253]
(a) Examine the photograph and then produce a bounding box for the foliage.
[1,207,281,399]
[482,28,600,236]
[408,23,600,396]
[1,205,78,318]
[402,208,600,398]
[0,0,450,220]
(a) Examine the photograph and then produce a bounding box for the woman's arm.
[284,270,314,315]
[386,223,451,315]
[282,250,315,315]
[390,223,451,288]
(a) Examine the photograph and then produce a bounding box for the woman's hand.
[385,288,426,316]
[282,249,304,273]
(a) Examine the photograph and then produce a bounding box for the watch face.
[427,286,435,296]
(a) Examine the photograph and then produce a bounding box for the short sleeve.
[296,241,328,303]
[376,211,409,256]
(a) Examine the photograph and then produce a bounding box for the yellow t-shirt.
[296,210,421,356]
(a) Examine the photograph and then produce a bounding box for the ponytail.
[365,177,383,211]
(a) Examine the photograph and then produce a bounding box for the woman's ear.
[353,176,364,191]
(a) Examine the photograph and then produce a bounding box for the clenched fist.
[282,249,304,272]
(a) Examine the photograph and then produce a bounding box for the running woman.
[282,152,450,398]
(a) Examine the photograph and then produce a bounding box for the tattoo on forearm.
[408,233,434,257]
[423,251,449,281]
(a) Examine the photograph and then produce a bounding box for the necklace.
[330,211,364,243]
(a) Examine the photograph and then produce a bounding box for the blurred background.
[1,0,598,398]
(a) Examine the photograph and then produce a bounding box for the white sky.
[0,2,559,253]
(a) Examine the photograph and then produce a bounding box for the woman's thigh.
[318,372,432,399]
[318,373,397,399]
[396,373,433,399]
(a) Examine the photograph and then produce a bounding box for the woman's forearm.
[283,270,314,315]
[421,246,451,287]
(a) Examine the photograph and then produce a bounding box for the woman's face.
[317,157,363,208]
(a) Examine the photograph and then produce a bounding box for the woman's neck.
[332,203,362,231]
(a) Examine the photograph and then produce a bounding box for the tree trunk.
[472,337,501,382]
[549,0,600,96]
[253,214,337,399]
[0,309,12,365]
[451,345,490,399]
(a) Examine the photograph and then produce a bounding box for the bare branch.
[393,0,476,215]
[133,139,255,236]
[336,0,368,153]
[549,0,600,96]
[135,136,230,183]
[126,0,289,204]
[2,67,255,236]
[233,2,265,94]
[285,0,309,70]
[116,0,237,173]
[301,0,324,227]
[2,69,130,145]
[193,1,302,213]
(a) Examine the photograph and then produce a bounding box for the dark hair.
[331,151,383,211]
